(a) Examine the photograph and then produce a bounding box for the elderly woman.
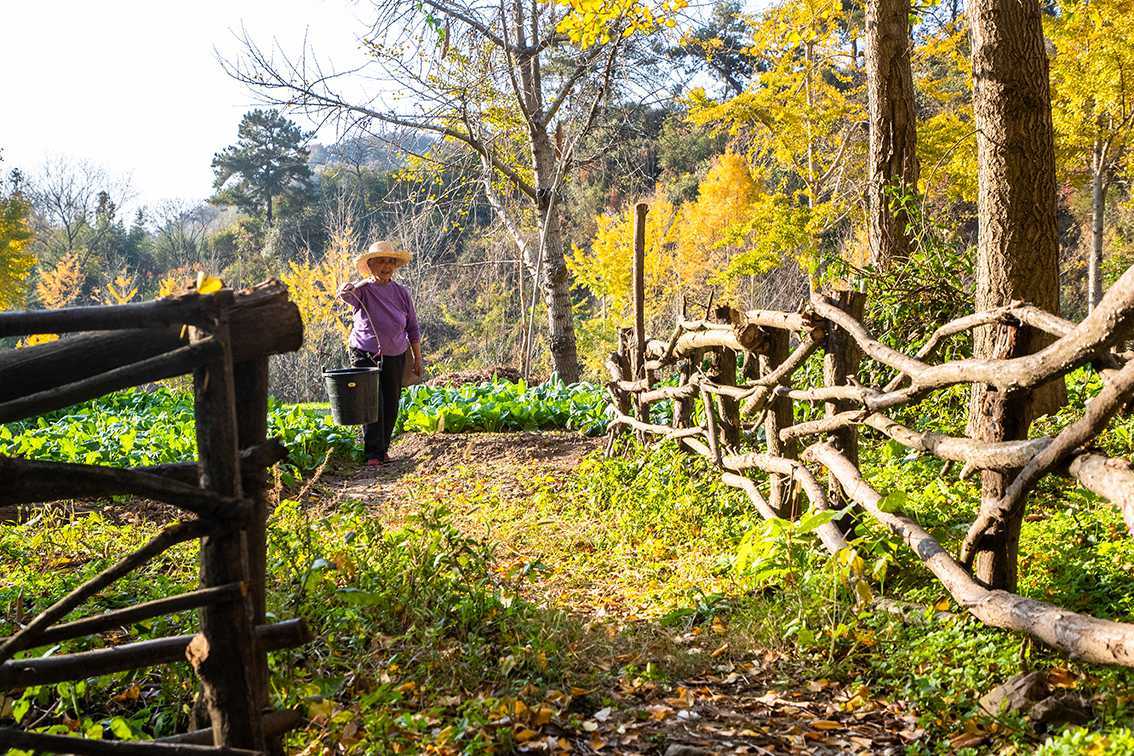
[337,240,423,466]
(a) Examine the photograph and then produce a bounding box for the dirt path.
[316,432,922,754]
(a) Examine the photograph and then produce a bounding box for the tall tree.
[963,0,1061,591]
[225,3,678,382]
[864,0,918,264]
[1048,0,1134,312]
[0,165,35,310]
[211,109,315,225]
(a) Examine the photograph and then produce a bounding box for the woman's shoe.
[365,457,384,467]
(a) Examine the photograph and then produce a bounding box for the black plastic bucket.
[323,366,382,425]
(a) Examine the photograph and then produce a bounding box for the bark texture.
[865,0,919,265]
[969,0,1063,590]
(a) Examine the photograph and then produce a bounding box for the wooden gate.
[0,281,308,753]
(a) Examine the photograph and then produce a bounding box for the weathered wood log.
[0,457,250,517]
[21,584,242,651]
[0,280,303,404]
[139,440,290,488]
[861,414,1049,469]
[807,442,1134,668]
[632,202,647,380]
[699,384,722,465]
[0,519,214,664]
[639,384,697,404]
[0,290,221,338]
[189,299,263,749]
[671,328,761,357]
[709,307,742,446]
[780,410,867,444]
[821,291,865,537]
[609,411,704,443]
[741,309,813,333]
[0,620,308,689]
[721,471,779,521]
[0,728,260,755]
[813,264,1134,402]
[720,451,850,554]
[0,340,222,424]
[1069,453,1134,536]
[739,334,823,416]
[761,329,797,517]
[233,356,276,753]
[962,354,1134,563]
[157,708,304,745]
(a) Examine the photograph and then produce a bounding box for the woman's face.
[368,256,398,279]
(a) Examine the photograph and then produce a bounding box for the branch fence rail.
[606,213,1134,669]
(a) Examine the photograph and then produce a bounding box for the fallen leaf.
[515,727,539,743]
[810,719,843,731]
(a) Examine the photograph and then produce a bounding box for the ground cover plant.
[0,387,357,484]
[3,372,1134,751]
[397,377,608,436]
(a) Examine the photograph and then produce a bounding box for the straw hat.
[354,240,412,278]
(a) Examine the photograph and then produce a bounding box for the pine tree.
[211,109,315,225]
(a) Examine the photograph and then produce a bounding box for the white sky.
[1,0,372,210]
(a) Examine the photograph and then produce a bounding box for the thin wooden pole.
[189,294,264,749]
[822,290,866,536]
[632,202,648,381]
[233,356,277,754]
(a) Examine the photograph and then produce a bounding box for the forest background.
[2,0,1131,401]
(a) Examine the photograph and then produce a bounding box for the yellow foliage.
[684,0,861,273]
[35,253,84,310]
[551,0,687,48]
[102,273,139,305]
[672,152,760,286]
[918,111,978,205]
[1048,0,1134,185]
[283,228,358,349]
[18,333,59,349]
[195,273,224,295]
[567,191,680,323]
[571,153,801,323]
[0,193,35,310]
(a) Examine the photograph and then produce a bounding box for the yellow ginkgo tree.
[1048,0,1134,311]
[35,253,84,310]
[0,188,34,311]
[685,0,864,275]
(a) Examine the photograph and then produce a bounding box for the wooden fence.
[0,281,307,754]
[606,208,1134,668]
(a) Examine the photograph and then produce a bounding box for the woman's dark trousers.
[350,349,405,460]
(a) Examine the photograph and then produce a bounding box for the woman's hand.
[337,282,356,302]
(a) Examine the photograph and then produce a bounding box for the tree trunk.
[531,130,580,383]
[968,0,1063,590]
[1090,150,1107,313]
[865,0,919,266]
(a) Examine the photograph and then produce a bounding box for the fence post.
[709,306,741,446]
[188,293,264,749]
[761,328,799,518]
[822,290,866,536]
[233,356,276,753]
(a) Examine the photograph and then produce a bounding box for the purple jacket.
[345,280,420,357]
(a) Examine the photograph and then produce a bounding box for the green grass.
[4,370,1134,751]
